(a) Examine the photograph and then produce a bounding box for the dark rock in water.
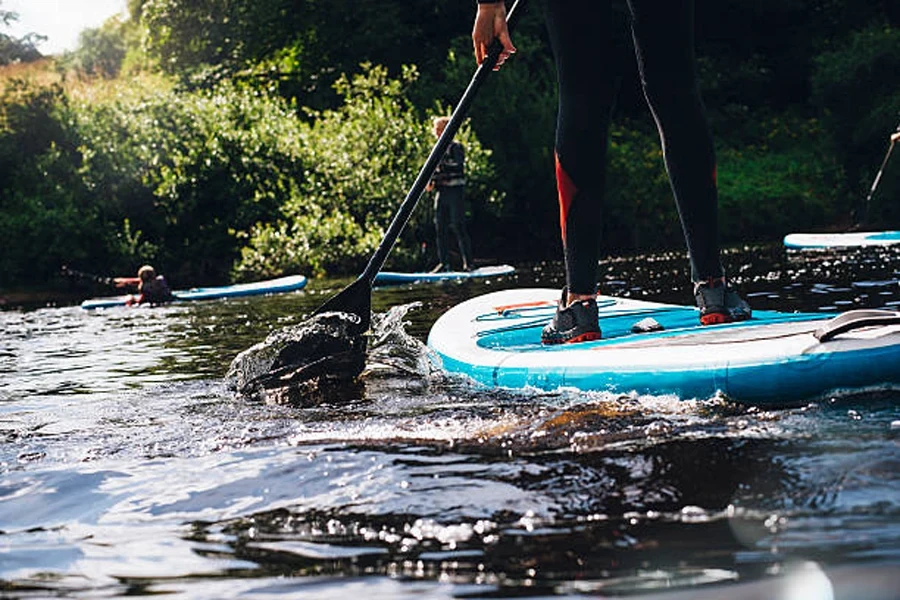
[225,311,367,406]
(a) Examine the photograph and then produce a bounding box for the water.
[2,243,899,599]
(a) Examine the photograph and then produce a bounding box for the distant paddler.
[114,265,174,306]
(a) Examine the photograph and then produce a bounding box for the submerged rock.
[225,311,367,406]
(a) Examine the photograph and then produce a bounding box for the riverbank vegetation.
[1,0,899,295]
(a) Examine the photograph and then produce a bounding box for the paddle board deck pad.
[427,287,900,406]
[784,230,900,249]
[374,264,515,285]
[81,274,308,309]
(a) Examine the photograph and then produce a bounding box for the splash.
[225,311,366,406]
[364,302,436,379]
[224,303,435,407]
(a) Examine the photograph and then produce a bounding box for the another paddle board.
[374,264,515,286]
[784,230,900,249]
[427,287,900,406]
[81,274,308,309]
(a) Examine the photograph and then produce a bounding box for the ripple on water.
[1,245,899,597]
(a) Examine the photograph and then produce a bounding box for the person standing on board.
[426,115,474,272]
[115,265,174,306]
[472,0,751,344]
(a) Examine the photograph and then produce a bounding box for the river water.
[1,243,899,599]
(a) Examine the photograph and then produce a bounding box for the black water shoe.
[541,288,602,344]
[694,277,752,325]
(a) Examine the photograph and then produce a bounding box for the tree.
[0,1,44,64]
[68,18,128,78]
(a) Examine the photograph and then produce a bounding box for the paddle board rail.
[374,264,515,286]
[784,230,900,249]
[427,288,900,406]
[81,274,308,309]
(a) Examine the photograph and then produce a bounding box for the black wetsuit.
[139,275,174,305]
[544,0,724,295]
[432,141,473,270]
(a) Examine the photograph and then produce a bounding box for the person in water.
[115,265,174,306]
[471,0,751,344]
[426,115,474,272]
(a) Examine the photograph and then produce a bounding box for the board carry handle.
[814,309,900,342]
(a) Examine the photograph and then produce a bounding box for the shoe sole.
[543,331,602,345]
[700,312,733,326]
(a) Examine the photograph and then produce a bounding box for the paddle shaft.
[858,122,900,226]
[61,265,114,286]
[313,0,524,327]
[359,0,524,285]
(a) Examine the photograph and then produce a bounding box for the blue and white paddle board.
[427,287,900,406]
[374,264,515,286]
[784,230,900,249]
[81,274,308,309]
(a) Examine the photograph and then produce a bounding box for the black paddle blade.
[313,276,372,334]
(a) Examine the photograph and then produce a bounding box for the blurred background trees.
[1,0,898,291]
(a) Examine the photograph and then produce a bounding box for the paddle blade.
[313,276,372,333]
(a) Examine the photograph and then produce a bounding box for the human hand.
[891,131,900,143]
[472,2,516,71]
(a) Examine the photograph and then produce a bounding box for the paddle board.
[81,274,308,309]
[374,264,515,285]
[427,287,900,406]
[783,230,900,249]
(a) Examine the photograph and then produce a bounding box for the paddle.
[313,0,525,334]
[60,265,115,287]
[855,121,900,229]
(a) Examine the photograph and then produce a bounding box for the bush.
[717,115,846,240]
[65,17,129,78]
[0,80,104,286]
[234,63,494,279]
[73,78,309,283]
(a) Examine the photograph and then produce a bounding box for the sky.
[3,0,128,55]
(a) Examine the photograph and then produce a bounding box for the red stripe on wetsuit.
[555,152,577,244]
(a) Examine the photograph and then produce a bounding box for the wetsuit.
[138,275,174,305]
[544,0,724,295]
[432,141,474,270]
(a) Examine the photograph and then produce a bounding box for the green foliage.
[717,115,845,240]
[605,123,679,251]
[73,79,307,282]
[234,63,494,278]
[4,0,900,295]
[136,0,474,108]
[0,80,105,285]
[65,17,129,78]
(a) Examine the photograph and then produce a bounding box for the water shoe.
[541,287,602,344]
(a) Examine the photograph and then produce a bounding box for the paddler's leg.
[432,189,452,272]
[628,0,751,324]
[445,185,473,271]
[541,0,614,344]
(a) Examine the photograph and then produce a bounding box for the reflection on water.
[1,244,899,599]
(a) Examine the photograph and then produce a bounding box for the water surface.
[1,244,899,599]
